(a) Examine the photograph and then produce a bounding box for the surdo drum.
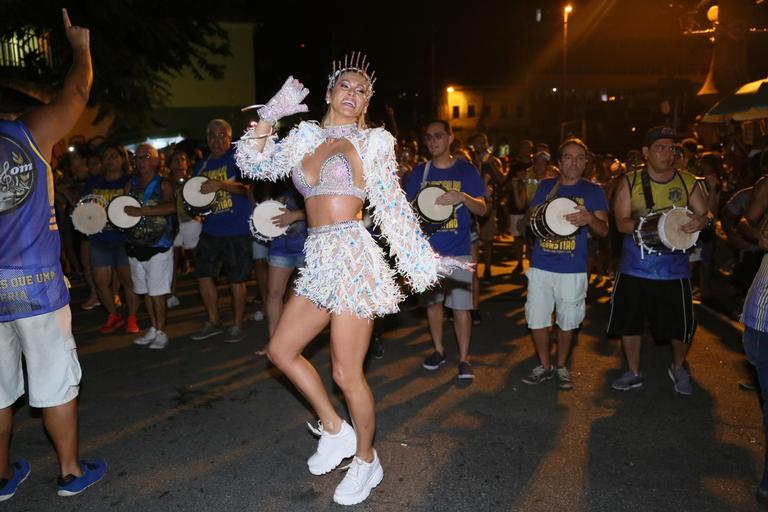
[107,195,142,231]
[529,196,580,239]
[249,200,289,241]
[633,206,699,256]
[71,194,108,235]
[182,176,217,217]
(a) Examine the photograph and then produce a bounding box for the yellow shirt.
[625,167,699,218]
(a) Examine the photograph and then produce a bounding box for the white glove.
[257,76,310,124]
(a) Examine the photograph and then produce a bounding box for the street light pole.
[562,4,572,129]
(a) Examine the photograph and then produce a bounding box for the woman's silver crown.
[327,51,376,94]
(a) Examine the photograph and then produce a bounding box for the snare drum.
[633,206,699,256]
[182,176,217,216]
[249,200,289,241]
[71,194,108,235]
[529,196,580,239]
[107,194,142,231]
[414,185,454,227]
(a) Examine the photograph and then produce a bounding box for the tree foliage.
[1,0,234,132]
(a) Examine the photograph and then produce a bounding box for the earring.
[326,99,330,104]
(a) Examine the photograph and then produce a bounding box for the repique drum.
[529,196,580,239]
[182,176,217,216]
[249,200,289,241]
[415,185,454,226]
[634,206,699,257]
[107,195,142,231]
[71,194,108,235]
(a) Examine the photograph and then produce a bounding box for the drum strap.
[640,170,654,211]
[545,180,562,201]
[420,162,431,190]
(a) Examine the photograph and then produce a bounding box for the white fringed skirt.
[294,220,403,319]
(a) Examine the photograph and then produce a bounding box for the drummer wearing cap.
[521,137,609,390]
[608,126,712,395]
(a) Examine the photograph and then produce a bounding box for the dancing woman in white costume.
[236,53,466,506]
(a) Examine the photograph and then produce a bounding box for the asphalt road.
[3,240,765,512]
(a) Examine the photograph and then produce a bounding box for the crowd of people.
[3,10,768,508]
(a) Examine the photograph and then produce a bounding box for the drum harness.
[632,169,691,257]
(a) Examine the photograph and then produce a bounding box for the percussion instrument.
[249,200,289,241]
[107,194,142,231]
[529,196,580,239]
[633,206,699,256]
[182,176,217,216]
[414,185,454,227]
[71,194,108,235]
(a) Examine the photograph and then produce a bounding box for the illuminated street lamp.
[563,4,573,122]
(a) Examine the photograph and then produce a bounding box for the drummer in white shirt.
[520,137,609,390]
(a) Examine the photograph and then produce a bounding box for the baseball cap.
[533,150,551,161]
[643,126,678,147]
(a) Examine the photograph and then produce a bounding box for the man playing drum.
[609,126,711,395]
[190,119,253,344]
[405,120,486,380]
[521,138,609,389]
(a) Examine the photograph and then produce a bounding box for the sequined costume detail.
[292,153,366,201]
[236,121,471,318]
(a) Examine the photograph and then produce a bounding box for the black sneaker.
[422,351,446,370]
[457,361,475,380]
[471,310,482,325]
[370,336,384,359]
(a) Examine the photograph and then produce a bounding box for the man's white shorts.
[129,248,174,296]
[0,306,82,409]
[173,219,202,249]
[525,267,587,331]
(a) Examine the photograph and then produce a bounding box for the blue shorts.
[269,253,305,268]
[90,240,129,268]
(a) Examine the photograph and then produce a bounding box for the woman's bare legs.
[266,296,344,431]
[329,314,375,461]
[266,265,295,337]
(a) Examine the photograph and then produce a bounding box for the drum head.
[250,200,289,240]
[183,176,216,207]
[71,202,107,235]
[416,186,454,223]
[107,195,142,230]
[659,207,699,251]
[543,197,579,237]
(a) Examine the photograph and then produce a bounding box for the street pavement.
[2,239,765,512]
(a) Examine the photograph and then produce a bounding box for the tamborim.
[529,196,580,239]
[249,200,289,241]
[71,194,108,235]
[107,195,142,231]
[633,206,699,256]
[415,185,454,225]
[182,176,217,216]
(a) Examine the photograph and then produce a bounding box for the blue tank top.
[0,120,69,321]
[618,169,696,280]
[128,175,173,249]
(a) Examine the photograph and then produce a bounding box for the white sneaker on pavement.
[133,327,158,346]
[307,419,357,476]
[166,295,180,308]
[149,331,169,350]
[333,449,384,506]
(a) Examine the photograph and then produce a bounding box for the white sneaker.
[166,295,180,308]
[133,327,157,346]
[252,310,264,321]
[149,331,169,350]
[333,450,384,506]
[307,420,357,476]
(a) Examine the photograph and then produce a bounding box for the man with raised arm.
[0,9,106,501]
